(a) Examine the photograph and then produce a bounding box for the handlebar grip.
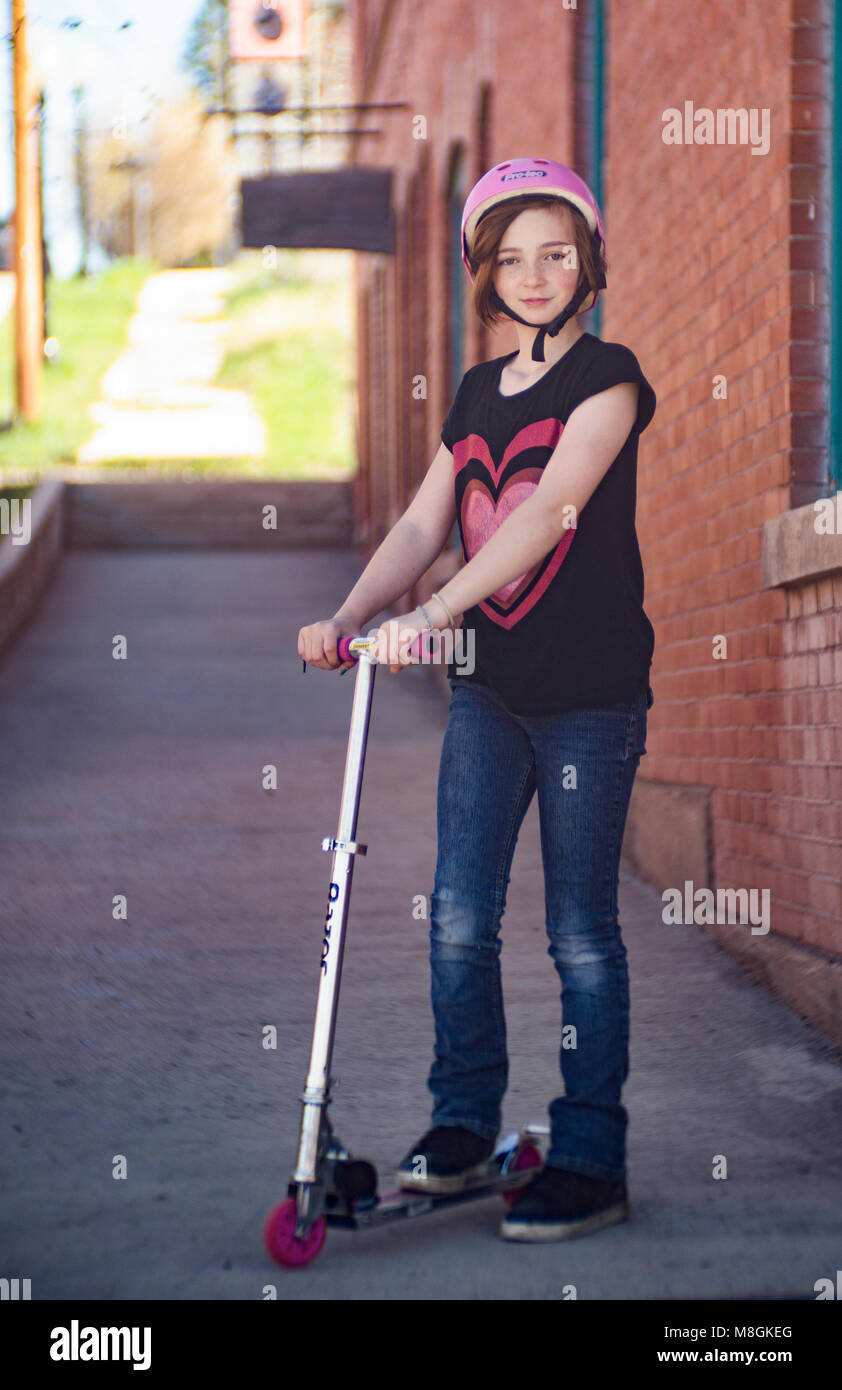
[337,631,443,664]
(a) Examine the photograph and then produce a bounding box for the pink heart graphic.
[463,476,542,603]
[453,419,576,629]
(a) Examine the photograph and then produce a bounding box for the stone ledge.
[623,777,713,892]
[762,491,842,587]
[0,479,65,662]
[64,479,353,550]
[700,917,842,1054]
[625,775,842,1055]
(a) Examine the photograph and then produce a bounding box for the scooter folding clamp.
[321,836,367,856]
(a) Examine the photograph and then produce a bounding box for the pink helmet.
[461,157,606,360]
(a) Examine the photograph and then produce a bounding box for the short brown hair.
[468,194,608,332]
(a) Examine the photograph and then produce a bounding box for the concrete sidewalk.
[0,549,840,1301]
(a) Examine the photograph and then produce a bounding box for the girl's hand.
[298,615,359,673]
[372,609,431,674]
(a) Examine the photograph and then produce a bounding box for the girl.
[297,157,656,1243]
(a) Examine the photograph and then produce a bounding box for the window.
[830,0,841,488]
[446,143,467,401]
[574,0,605,340]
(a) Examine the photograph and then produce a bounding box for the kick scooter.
[263,631,547,1268]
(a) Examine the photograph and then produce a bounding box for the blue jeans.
[427,676,652,1182]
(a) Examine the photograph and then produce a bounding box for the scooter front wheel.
[264,1198,326,1268]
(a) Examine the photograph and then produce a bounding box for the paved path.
[0,550,841,1300]
[77,270,266,464]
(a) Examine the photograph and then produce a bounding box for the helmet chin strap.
[491,281,593,362]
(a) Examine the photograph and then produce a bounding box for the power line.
[58,18,134,33]
[2,13,136,44]
[24,10,154,113]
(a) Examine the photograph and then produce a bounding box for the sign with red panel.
[229,0,309,61]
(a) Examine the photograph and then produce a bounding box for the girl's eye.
[497,251,570,266]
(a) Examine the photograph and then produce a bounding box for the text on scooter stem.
[321,882,339,974]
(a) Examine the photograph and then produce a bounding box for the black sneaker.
[397,1125,497,1193]
[500,1165,629,1241]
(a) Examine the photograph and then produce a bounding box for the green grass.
[212,250,355,477]
[221,268,313,319]
[0,258,156,475]
[0,251,356,480]
[216,307,355,479]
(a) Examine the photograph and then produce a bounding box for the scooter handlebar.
[338,631,443,664]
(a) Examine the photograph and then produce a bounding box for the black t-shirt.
[440,331,657,716]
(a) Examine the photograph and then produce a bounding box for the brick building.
[346,0,842,1048]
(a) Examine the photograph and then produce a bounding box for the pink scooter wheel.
[501,1144,543,1207]
[264,1198,326,1268]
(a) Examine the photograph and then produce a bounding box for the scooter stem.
[292,650,377,1184]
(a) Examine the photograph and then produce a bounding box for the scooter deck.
[315,1161,541,1231]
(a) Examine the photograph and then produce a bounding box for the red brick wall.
[348,0,842,1019]
[605,0,840,961]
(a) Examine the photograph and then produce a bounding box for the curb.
[0,479,65,664]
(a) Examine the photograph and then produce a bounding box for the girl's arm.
[333,441,458,628]
[429,382,639,623]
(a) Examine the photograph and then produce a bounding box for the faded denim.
[426,675,652,1182]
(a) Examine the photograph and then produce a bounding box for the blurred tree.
[88,96,236,266]
[182,0,231,110]
[87,130,134,259]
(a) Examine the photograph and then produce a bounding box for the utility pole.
[36,87,50,342]
[73,84,89,276]
[110,153,147,256]
[11,0,43,419]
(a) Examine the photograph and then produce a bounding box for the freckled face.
[492,204,581,319]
